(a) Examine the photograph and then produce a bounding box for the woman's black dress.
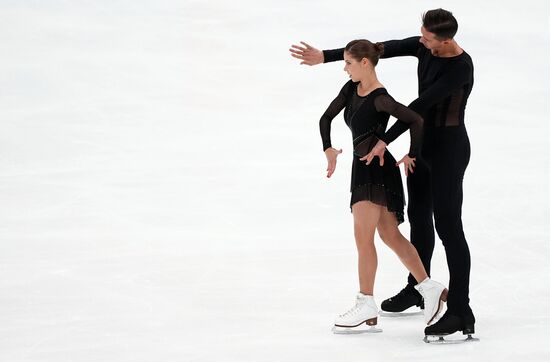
[319,81,423,224]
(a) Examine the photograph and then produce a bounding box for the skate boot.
[414,278,448,325]
[423,310,479,344]
[332,293,382,334]
[380,284,424,315]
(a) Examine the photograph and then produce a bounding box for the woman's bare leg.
[351,201,382,295]
[377,208,428,283]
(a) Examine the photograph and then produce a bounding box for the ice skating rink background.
[1,0,549,361]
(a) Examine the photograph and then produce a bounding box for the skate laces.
[341,304,361,318]
[394,285,415,299]
[340,297,367,317]
[389,288,407,301]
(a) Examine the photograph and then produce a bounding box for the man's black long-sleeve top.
[323,37,474,145]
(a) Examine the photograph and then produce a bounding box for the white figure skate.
[332,293,382,334]
[414,278,448,325]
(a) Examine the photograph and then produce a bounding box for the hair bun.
[374,42,385,56]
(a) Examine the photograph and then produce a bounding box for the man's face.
[419,26,446,54]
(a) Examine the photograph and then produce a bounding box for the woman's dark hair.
[422,8,458,40]
[344,39,384,66]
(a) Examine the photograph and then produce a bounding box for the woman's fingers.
[361,149,383,165]
[326,159,336,178]
[364,152,373,165]
[324,148,342,178]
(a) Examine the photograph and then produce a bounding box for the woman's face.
[343,51,366,82]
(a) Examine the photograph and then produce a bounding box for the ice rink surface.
[1,0,549,361]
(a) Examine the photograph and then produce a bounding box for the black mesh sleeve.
[379,120,410,146]
[374,94,424,157]
[320,82,350,151]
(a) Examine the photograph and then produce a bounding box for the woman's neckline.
[356,84,385,98]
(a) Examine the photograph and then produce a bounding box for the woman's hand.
[324,147,342,178]
[289,41,324,66]
[360,140,386,166]
[396,154,416,176]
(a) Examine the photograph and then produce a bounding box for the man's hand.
[289,41,324,66]
[396,154,416,176]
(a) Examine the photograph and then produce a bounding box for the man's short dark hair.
[422,8,458,40]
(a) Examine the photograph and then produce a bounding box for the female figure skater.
[321,39,446,333]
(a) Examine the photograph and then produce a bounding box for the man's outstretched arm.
[289,41,324,66]
[290,36,421,65]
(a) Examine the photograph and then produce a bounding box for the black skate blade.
[332,325,382,334]
[423,334,480,344]
[379,311,423,318]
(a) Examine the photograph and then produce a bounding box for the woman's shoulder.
[344,79,359,89]
[371,87,389,98]
[339,80,359,96]
[371,88,397,109]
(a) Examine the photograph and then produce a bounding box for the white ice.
[1,0,549,361]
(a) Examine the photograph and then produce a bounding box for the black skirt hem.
[349,183,405,225]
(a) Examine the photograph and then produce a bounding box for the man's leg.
[407,159,435,286]
[431,126,473,317]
